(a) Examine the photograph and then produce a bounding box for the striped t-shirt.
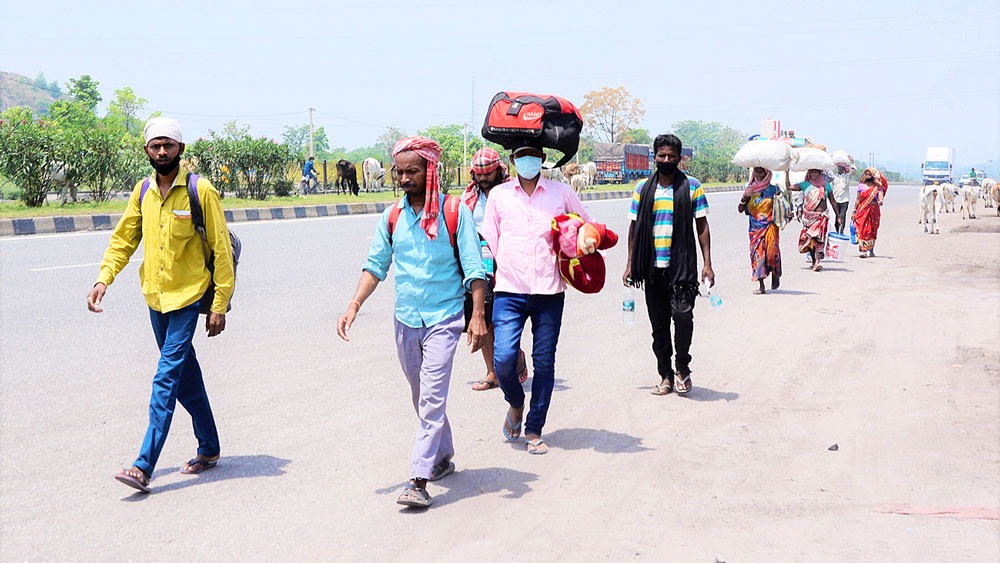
[627,178,709,268]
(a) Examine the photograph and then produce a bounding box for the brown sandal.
[114,466,150,493]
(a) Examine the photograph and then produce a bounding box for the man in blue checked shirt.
[337,136,487,510]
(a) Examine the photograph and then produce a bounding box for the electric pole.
[309,107,315,159]
[463,123,469,185]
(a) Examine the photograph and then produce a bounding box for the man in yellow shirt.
[87,117,235,493]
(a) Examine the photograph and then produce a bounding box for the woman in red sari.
[738,167,781,294]
[853,167,887,258]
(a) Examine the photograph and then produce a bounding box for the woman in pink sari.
[738,167,781,294]
[786,169,837,271]
[852,167,887,258]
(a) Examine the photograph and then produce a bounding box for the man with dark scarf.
[622,134,714,397]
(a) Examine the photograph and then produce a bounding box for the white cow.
[989,181,1000,217]
[939,182,960,213]
[570,172,589,195]
[918,184,943,234]
[584,161,597,186]
[961,184,982,219]
[362,157,385,192]
[981,178,996,208]
[49,162,78,204]
[541,164,566,183]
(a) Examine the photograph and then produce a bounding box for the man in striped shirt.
[623,134,714,397]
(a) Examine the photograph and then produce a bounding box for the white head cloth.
[143,117,183,145]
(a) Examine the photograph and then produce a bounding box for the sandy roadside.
[1,189,996,562]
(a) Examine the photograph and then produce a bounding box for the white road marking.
[29,261,140,272]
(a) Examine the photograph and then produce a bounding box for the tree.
[416,124,485,187]
[62,125,144,202]
[579,87,645,143]
[187,122,294,200]
[621,128,652,144]
[671,120,747,182]
[105,87,148,136]
[67,75,102,112]
[0,108,66,206]
[375,125,406,161]
[282,124,330,159]
[48,99,99,129]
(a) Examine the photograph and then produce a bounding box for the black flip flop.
[181,456,219,475]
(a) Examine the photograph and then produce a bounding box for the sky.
[2,0,998,175]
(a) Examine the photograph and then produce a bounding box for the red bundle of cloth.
[550,213,619,294]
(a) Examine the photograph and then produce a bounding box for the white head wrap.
[143,117,183,145]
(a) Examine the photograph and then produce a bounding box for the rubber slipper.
[428,459,455,482]
[674,373,692,395]
[502,409,522,441]
[526,438,548,455]
[650,378,672,395]
[181,455,219,475]
[472,379,499,391]
[114,467,150,493]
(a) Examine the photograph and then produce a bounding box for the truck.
[922,147,955,185]
[593,142,651,184]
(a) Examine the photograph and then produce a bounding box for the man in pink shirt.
[481,141,593,455]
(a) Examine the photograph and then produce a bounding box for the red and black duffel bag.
[481,91,583,168]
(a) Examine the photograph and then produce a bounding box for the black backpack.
[481,92,583,168]
[140,173,241,314]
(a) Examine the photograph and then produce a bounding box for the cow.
[918,184,943,234]
[990,182,1000,217]
[570,172,589,195]
[541,163,566,183]
[961,184,981,219]
[336,159,360,196]
[49,162,79,204]
[939,182,960,213]
[584,161,597,186]
[362,157,385,192]
[981,178,997,209]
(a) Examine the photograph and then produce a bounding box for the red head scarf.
[392,136,443,240]
[463,147,508,210]
[743,168,774,199]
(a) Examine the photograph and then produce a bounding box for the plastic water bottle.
[705,280,723,310]
[622,285,636,325]
[480,240,494,274]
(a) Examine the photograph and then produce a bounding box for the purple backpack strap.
[140,178,150,204]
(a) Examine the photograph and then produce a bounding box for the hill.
[0,70,65,115]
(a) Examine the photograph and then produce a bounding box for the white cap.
[143,117,183,145]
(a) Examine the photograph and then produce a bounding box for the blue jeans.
[492,292,565,437]
[134,299,220,475]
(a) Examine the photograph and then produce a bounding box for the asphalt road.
[2,186,997,561]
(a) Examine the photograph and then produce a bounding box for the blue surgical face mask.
[513,155,543,179]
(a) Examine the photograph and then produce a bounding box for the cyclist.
[302,156,319,193]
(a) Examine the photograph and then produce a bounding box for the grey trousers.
[394,310,463,480]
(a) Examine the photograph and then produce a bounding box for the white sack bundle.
[831,150,853,167]
[790,147,835,171]
[732,140,796,170]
